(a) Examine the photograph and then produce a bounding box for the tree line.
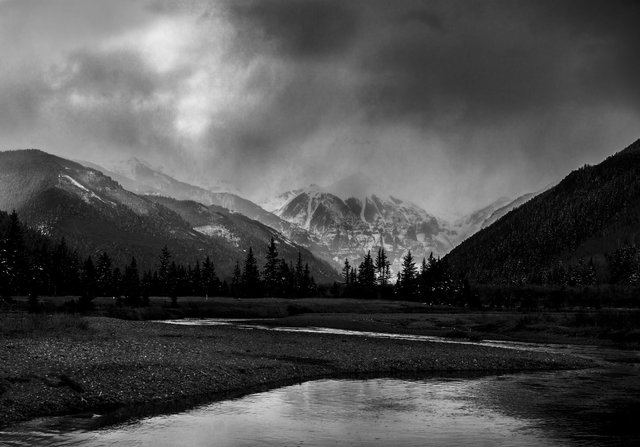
[0,210,317,308]
[339,248,462,303]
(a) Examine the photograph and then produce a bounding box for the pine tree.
[202,255,220,297]
[243,247,261,297]
[2,210,26,297]
[278,259,292,297]
[79,256,97,309]
[398,251,417,300]
[263,238,280,296]
[357,251,376,298]
[375,247,390,286]
[111,267,123,298]
[342,258,352,297]
[300,263,312,297]
[158,245,171,296]
[168,261,179,306]
[295,252,305,296]
[96,252,113,296]
[123,257,141,306]
[342,258,351,284]
[231,261,242,298]
[141,270,153,306]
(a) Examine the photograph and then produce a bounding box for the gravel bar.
[0,317,593,428]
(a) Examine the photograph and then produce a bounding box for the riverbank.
[248,310,640,347]
[0,314,593,428]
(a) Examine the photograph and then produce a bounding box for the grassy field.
[3,295,639,345]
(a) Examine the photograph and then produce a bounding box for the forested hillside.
[446,139,640,285]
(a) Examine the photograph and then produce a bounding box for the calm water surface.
[2,320,639,446]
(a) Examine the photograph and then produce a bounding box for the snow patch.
[194,224,240,246]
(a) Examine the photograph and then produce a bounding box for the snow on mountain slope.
[272,186,454,273]
[449,196,512,246]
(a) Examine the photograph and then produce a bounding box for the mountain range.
[82,158,536,273]
[0,150,338,282]
[0,148,549,282]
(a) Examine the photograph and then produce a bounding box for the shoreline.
[0,316,594,429]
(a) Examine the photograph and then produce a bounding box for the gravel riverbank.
[0,316,593,428]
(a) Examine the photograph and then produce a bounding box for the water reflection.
[4,369,638,447]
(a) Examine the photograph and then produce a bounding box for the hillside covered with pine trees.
[445,139,640,286]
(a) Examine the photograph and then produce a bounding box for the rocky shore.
[0,316,593,428]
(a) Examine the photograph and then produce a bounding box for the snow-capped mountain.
[268,185,454,272]
[0,150,338,280]
[81,158,334,266]
[80,157,543,275]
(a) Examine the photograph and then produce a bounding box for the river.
[1,320,639,446]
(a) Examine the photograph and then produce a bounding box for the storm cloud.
[1,0,639,215]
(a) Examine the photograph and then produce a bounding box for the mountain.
[445,139,640,284]
[267,185,454,272]
[480,184,554,230]
[448,197,512,246]
[85,158,316,244]
[144,196,338,282]
[0,150,338,281]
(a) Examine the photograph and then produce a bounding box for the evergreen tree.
[111,267,123,298]
[168,261,179,306]
[278,258,293,297]
[342,258,351,284]
[79,256,97,309]
[375,247,390,286]
[263,238,280,296]
[158,245,171,296]
[141,270,153,306]
[357,251,376,298]
[398,251,418,299]
[342,258,352,297]
[231,261,242,298]
[96,252,113,296]
[1,210,26,297]
[299,263,313,297]
[202,255,220,297]
[123,257,141,306]
[242,247,261,297]
[295,252,305,296]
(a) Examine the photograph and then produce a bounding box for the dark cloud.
[1,0,639,214]
[399,9,445,32]
[227,0,360,58]
[357,0,640,125]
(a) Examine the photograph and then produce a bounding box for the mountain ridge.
[445,138,640,284]
[0,149,339,281]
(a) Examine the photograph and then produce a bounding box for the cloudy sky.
[1,0,639,216]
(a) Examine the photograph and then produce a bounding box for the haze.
[1,0,639,216]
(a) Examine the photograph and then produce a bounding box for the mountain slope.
[445,139,640,283]
[146,196,338,282]
[83,158,314,244]
[480,184,554,230]
[448,197,511,245]
[271,185,453,271]
[0,150,338,280]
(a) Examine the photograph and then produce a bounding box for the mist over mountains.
[3,136,640,287]
[75,155,534,274]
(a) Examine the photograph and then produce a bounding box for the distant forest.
[0,210,319,307]
[3,207,640,310]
